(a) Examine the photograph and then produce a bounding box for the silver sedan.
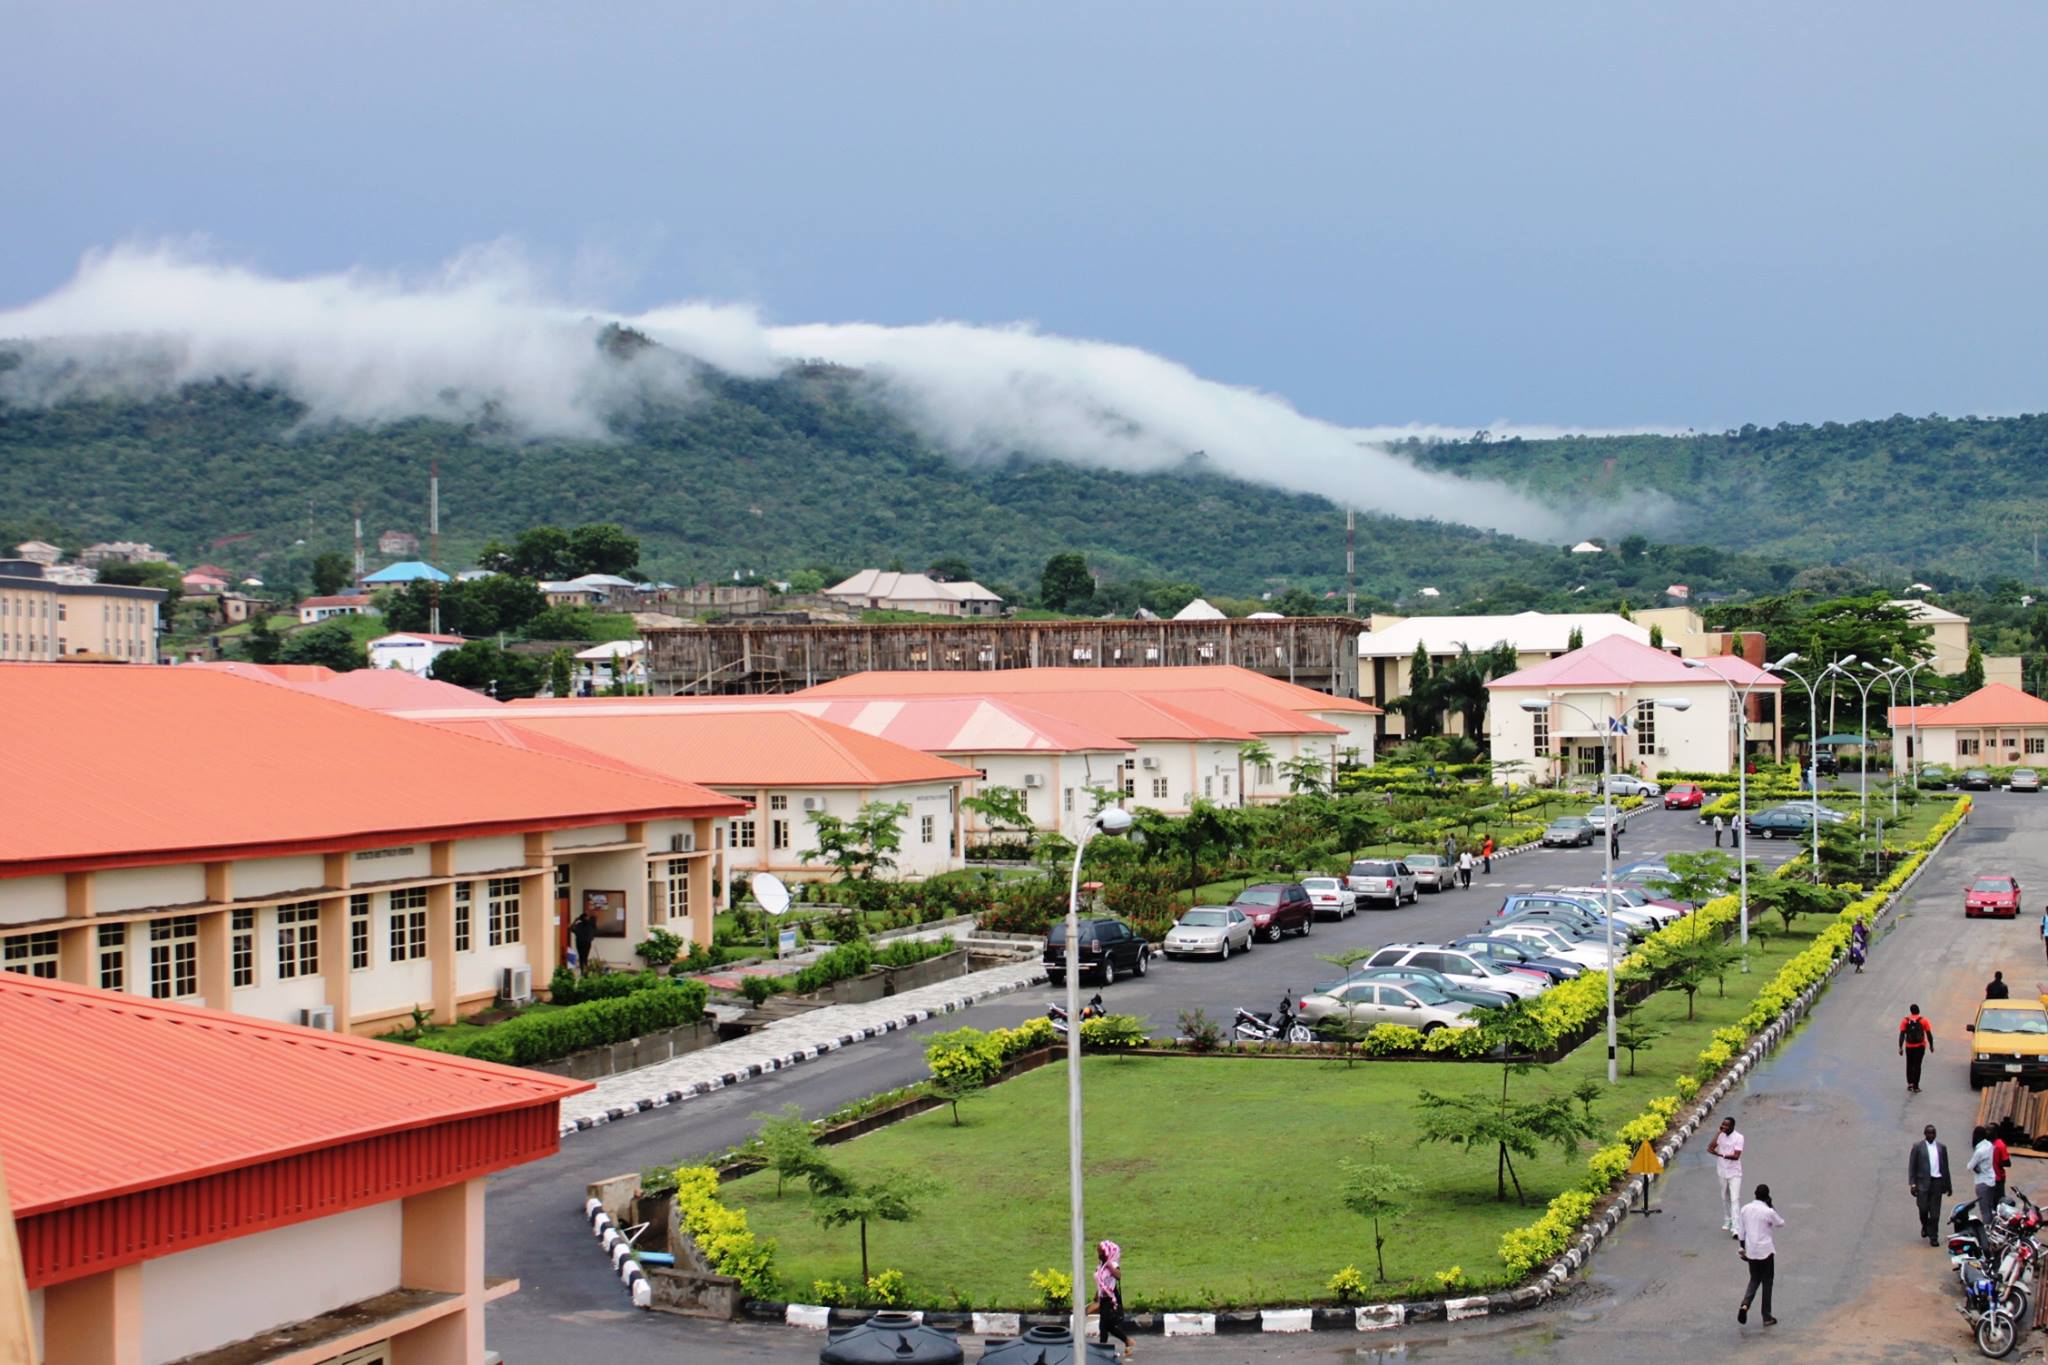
[1163,907,1254,960]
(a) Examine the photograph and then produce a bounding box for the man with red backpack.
[1899,1005,1934,1093]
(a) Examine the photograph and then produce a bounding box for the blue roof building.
[358,560,451,588]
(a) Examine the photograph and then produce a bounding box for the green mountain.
[1402,415,2048,587]
[0,353,1789,606]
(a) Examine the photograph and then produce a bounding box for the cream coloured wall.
[451,835,526,875]
[1488,683,1750,779]
[94,864,207,916]
[564,847,646,968]
[348,844,431,882]
[0,875,65,926]
[555,823,627,850]
[459,940,531,999]
[26,1286,42,1361]
[234,854,327,900]
[138,1201,401,1365]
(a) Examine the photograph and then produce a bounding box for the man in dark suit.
[1909,1124,1954,1246]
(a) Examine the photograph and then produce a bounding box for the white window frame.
[277,902,321,980]
[229,910,254,988]
[388,888,428,963]
[920,814,936,844]
[149,915,200,998]
[3,930,60,980]
[454,881,473,952]
[732,818,757,849]
[349,893,372,972]
[487,877,522,947]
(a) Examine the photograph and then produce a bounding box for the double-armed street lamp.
[1883,657,1937,789]
[1684,651,1801,959]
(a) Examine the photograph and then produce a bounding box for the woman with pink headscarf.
[1091,1239,1133,1358]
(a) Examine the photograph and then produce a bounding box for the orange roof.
[1890,683,2048,730]
[0,973,588,1216]
[460,708,979,788]
[800,665,1381,715]
[0,666,747,876]
[500,694,1137,754]
[197,660,492,711]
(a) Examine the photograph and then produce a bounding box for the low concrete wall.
[531,1019,721,1081]
[818,948,969,1005]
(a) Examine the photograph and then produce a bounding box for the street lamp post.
[1869,663,1907,819]
[1844,664,1890,829]
[1520,693,1688,1084]
[1776,659,1845,881]
[1686,652,1799,960]
[1063,804,1132,1347]
[1884,657,1935,789]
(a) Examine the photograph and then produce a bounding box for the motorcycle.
[1046,994,1105,1036]
[1234,998,1313,1045]
[1957,1256,2019,1358]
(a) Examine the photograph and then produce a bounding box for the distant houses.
[824,569,1005,617]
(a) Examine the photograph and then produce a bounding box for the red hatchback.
[1663,784,1706,810]
[1965,874,2023,918]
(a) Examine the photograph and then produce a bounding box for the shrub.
[636,928,685,968]
[1361,1023,1426,1055]
[550,968,673,1006]
[1177,1007,1225,1052]
[1420,1025,1487,1057]
[1499,1189,1596,1277]
[926,1027,1007,1087]
[673,1166,779,1298]
[1327,1265,1370,1302]
[1435,1265,1465,1291]
[1029,1267,1073,1311]
[739,975,780,1008]
[811,1279,855,1307]
[1078,1013,1150,1049]
[412,978,706,1065]
[866,1268,908,1306]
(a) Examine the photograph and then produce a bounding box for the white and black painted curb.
[585,1197,653,1309]
[744,806,1970,1340]
[561,970,1048,1138]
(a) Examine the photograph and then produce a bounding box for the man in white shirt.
[1707,1117,1745,1235]
[1970,1125,2000,1230]
[1737,1184,1785,1326]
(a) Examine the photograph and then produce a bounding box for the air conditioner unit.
[1022,773,1044,789]
[1140,757,1160,770]
[670,831,696,852]
[299,1005,337,1031]
[801,796,823,812]
[501,965,534,1005]
[1654,747,1669,756]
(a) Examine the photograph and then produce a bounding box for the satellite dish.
[750,873,792,917]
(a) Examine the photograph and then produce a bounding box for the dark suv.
[1229,882,1316,942]
[1044,917,1151,986]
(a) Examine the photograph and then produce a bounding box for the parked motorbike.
[1234,998,1312,1045]
[1046,994,1105,1036]
[1958,1256,2018,1358]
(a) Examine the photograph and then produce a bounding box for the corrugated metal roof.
[0,666,745,873]
[1487,635,1782,690]
[0,974,588,1216]
[494,694,1138,754]
[799,664,1381,717]
[1892,682,2048,729]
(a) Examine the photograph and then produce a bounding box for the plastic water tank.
[975,1325,1121,1364]
[818,1311,965,1364]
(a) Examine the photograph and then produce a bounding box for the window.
[771,818,791,849]
[2030,738,2045,756]
[454,882,473,952]
[349,893,371,971]
[1257,763,1274,785]
[2,931,59,979]
[230,910,254,988]
[1202,776,1213,798]
[920,814,936,844]
[1531,708,1550,754]
[277,902,321,979]
[101,922,129,991]
[389,888,428,962]
[732,819,757,849]
[149,916,200,998]
[487,877,522,947]
[56,602,66,621]
[1635,699,1657,751]
[1959,737,1981,756]
[1122,764,1136,797]
[651,858,691,925]
[1221,775,1231,798]
[769,795,788,811]
[1152,777,1169,799]
[1064,788,1075,813]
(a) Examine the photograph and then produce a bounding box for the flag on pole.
[1608,716,1629,735]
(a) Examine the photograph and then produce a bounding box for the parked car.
[1162,907,1255,959]
[1345,859,1418,907]
[1745,807,1813,840]
[1611,859,1673,884]
[1229,882,1315,941]
[1662,783,1707,810]
[1493,893,1635,942]
[1965,874,2023,919]
[1813,752,1839,776]
[1541,816,1596,848]
[1916,764,1954,790]
[1961,768,1995,791]
[1309,964,1516,1010]
[1603,774,1662,798]
[1405,853,1453,893]
[1582,804,1623,833]
[1297,978,1473,1035]
[1968,997,2048,1089]
[1299,876,1357,919]
[1446,934,1583,983]
[1768,799,1850,825]
[2012,769,2042,793]
[1489,921,1615,969]
[1044,917,1151,986]
[1362,944,1549,999]
[1552,884,1686,930]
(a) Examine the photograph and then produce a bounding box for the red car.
[1965,874,2022,918]
[1663,784,1706,810]
[1230,882,1316,942]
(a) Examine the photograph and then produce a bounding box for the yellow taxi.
[1968,996,2048,1089]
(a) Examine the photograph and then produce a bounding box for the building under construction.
[641,616,1365,698]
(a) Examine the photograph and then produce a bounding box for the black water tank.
[819,1311,965,1365]
[976,1325,1121,1365]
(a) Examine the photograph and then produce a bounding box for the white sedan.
[1300,876,1357,920]
[1163,907,1255,960]
[1492,921,1615,969]
[1603,775,1663,798]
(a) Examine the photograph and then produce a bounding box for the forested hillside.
[1,350,1792,606]
[1403,414,2048,585]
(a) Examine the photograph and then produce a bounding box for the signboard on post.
[778,927,799,958]
[1628,1142,1666,1176]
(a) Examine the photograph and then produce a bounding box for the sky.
[4,1,2046,433]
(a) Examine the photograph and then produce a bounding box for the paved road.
[483,804,1804,1362]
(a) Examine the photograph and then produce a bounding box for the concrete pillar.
[197,909,231,1010]
[686,819,715,948]
[56,922,92,987]
[522,832,557,986]
[42,1263,142,1365]
[63,870,93,920]
[398,1177,484,1365]
[319,895,353,1028]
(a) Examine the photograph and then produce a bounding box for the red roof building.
[0,972,586,1364]
[1889,682,2048,768]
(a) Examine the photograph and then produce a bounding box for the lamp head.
[1519,697,1549,713]
[1771,651,1800,669]
[1839,654,1858,667]
[1094,806,1134,836]
[1658,697,1691,711]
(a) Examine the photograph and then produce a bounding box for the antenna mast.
[1345,506,1356,617]
[352,507,364,578]
[429,462,441,636]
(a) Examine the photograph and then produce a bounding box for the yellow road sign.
[1628,1141,1665,1176]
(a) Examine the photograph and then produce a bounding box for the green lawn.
[725,920,1819,1308]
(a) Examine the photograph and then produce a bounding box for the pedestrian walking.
[1091,1239,1132,1360]
[1910,1125,1954,1245]
[1443,833,1457,867]
[1609,824,1620,860]
[1707,1116,1745,1236]
[570,906,599,976]
[1481,835,1494,873]
[2040,911,2047,962]
[1712,814,1725,847]
[1457,850,1474,890]
[1987,971,2011,1000]
[1736,1184,1784,1327]
[1969,1126,2000,1230]
[1849,920,1868,973]
[1899,1003,1933,1092]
